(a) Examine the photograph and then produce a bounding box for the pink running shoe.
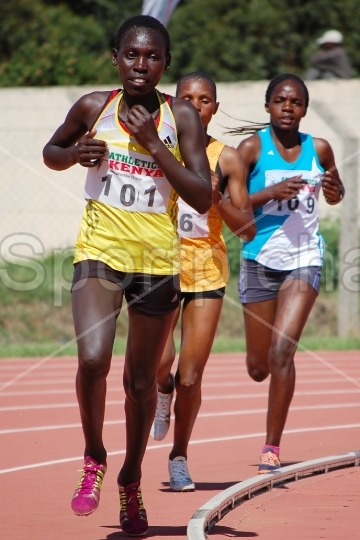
[119,481,148,536]
[71,456,107,516]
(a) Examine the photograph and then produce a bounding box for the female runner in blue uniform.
[43,15,211,536]
[235,73,344,474]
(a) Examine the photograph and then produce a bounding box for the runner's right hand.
[75,129,108,167]
[270,175,307,200]
[211,170,221,206]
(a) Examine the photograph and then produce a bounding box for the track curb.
[187,450,360,539]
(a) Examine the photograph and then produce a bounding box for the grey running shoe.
[168,457,195,492]
[150,373,175,441]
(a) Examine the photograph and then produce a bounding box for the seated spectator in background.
[304,30,352,80]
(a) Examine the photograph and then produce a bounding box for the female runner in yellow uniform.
[43,17,212,536]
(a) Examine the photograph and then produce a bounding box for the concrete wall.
[0,79,359,255]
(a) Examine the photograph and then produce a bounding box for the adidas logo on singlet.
[163,135,174,149]
[267,150,274,155]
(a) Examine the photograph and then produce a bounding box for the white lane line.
[0,353,355,369]
[0,388,122,397]
[0,362,80,370]
[0,354,360,392]
[0,358,356,380]
[0,367,124,375]
[189,378,352,388]
[1,368,356,386]
[0,359,356,372]
[0,378,76,386]
[199,373,312,380]
[0,418,125,435]
[0,377,354,395]
[203,368,360,377]
[1,422,359,475]
[1,386,360,403]
[1,365,355,380]
[186,423,360,447]
[202,388,360,400]
[0,366,358,386]
[196,402,360,418]
[1,402,359,435]
[0,401,115,412]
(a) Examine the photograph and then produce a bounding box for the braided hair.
[227,73,309,136]
[115,15,171,55]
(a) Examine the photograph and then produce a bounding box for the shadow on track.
[209,525,258,537]
[160,480,241,492]
[100,524,187,538]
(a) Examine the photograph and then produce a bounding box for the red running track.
[0,351,359,539]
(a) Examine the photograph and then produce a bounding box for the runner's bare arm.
[125,99,211,214]
[43,92,110,170]
[314,138,345,205]
[214,146,256,240]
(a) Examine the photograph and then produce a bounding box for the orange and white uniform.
[74,90,181,276]
[177,138,229,292]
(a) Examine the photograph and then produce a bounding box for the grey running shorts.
[239,258,322,304]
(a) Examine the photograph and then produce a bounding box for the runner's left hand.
[322,170,343,203]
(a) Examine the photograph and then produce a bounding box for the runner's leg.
[72,278,124,465]
[265,279,317,446]
[119,306,175,486]
[170,296,223,460]
[157,305,181,393]
[243,298,277,383]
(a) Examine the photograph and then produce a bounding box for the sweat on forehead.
[115,15,170,54]
[176,72,217,100]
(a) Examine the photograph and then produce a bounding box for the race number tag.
[263,167,322,217]
[177,198,209,238]
[84,148,172,213]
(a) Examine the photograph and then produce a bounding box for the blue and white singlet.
[242,126,325,270]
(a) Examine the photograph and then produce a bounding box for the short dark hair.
[115,15,170,55]
[176,71,217,100]
[265,73,309,110]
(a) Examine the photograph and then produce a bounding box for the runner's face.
[113,28,170,96]
[177,79,218,128]
[265,80,307,130]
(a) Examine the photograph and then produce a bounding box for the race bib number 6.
[178,198,209,238]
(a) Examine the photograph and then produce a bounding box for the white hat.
[316,29,343,45]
